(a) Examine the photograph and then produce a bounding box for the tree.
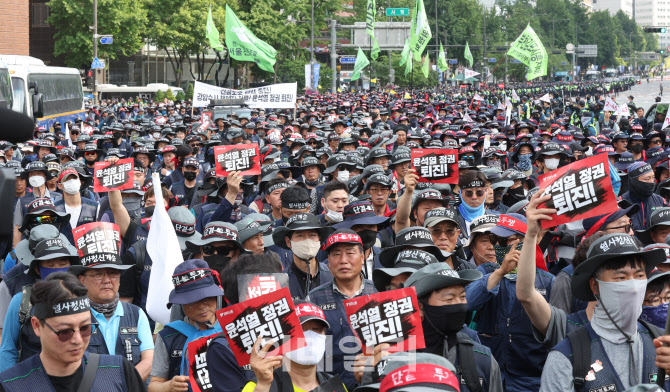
[185,82,194,100]
[176,90,186,101]
[154,89,165,102]
[165,88,176,101]
[47,0,148,69]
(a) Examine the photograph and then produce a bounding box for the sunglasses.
[463,189,485,198]
[33,215,60,225]
[84,152,97,156]
[202,244,236,256]
[43,320,97,342]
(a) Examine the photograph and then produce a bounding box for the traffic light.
[645,27,667,33]
[659,49,666,54]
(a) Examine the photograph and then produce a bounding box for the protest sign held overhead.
[72,222,122,265]
[411,149,459,184]
[192,81,297,108]
[216,287,305,367]
[187,333,219,392]
[93,157,134,193]
[343,287,424,353]
[237,273,290,302]
[604,97,619,112]
[537,153,618,229]
[214,143,261,177]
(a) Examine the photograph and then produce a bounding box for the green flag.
[464,42,473,67]
[366,0,376,37]
[507,24,548,80]
[351,47,370,81]
[421,54,430,78]
[371,37,380,60]
[224,5,277,72]
[404,56,413,76]
[399,38,410,66]
[206,5,224,51]
[410,0,431,61]
[438,43,448,72]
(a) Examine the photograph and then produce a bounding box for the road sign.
[488,58,497,62]
[510,59,521,64]
[339,56,356,64]
[623,58,629,61]
[386,8,409,16]
[561,62,567,65]
[448,59,458,64]
[577,45,597,58]
[91,57,105,69]
[100,36,113,44]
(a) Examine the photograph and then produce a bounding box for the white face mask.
[458,138,466,145]
[499,141,507,150]
[29,175,46,188]
[585,146,594,157]
[62,179,81,195]
[153,132,161,139]
[291,239,322,261]
[544,158,560,171]
[284,330,326,365]
[336,170,349,183]
[326,209,343,223]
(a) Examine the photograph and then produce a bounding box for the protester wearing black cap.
[622,162,667,231]
[364,173,394,217]
[636,208,670,246]
[309,229,377,391]
[272,213,332,298]
[0,273,146,391]
[168,157,201,208]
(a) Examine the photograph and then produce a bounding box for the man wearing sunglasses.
[457,170,495,242]
[186,221,248,275]
[0,273,145,391]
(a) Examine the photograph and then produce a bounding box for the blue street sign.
[448,60,457,64]
[561,62,567,65]
[510,59,521,64]
[339,56,356,64]
[488,58,497,62]
[91,57,105,69]
[623,58,629,61]
[100,37,113,44]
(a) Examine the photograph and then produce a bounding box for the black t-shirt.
[184,185,195,206]
[0,357,146,392]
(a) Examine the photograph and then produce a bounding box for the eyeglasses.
[603,222,632,233]
[33,215,60,225]
[463,189,485,198]
[369,187,390,194]
[43,320,97,342]
[651,139,663,145]
[84,152,97,156]
[84,270,122,281]
[429,227,458,237]
[202,244,236,255]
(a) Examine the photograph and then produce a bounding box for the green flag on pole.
[224,5,277,72]
[366,0,376,37]
[421,53,430,78]
[404,56,413,76]
[351,47,370,81]
[409,0,431,61]
[464,42,473,67]
[438,43,448,72]
[206,5,224,51]
[399,38,410,66]
[371,36,380,60]
[507,24,548,80]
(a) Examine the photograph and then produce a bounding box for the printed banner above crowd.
[192,81,297,108]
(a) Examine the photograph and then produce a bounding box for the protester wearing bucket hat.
[273,213,332,298]
[243,299,342,392]
[422,207,475,271]
[299,156,326,190]
[542,233,669,392]
[186,221,248,274]
[309,228,377,391]
[152,259,224,391]
[235,214,273,255]
[635,207,670,245]
[380,227,448,268]
[622,161,666,231]
[364,173,394,217]
[168,206,202,254]
[372,249,438,292]
[639,266,670,329]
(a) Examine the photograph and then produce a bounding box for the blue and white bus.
[0,55,84,131]
[0,59,12,110]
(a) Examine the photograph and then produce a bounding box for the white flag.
[604,97,619,113]
[146,172,184,325]
[539,93,552,103]
[512,89,520,101]
[506,105,512,126]
[663,110,670,130]
[473,93,484,101]
[505,97,512,108]
[616,103,630,117]
[463,112,473,122]
[463,68,480,79]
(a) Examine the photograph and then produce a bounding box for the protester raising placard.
[537,153,618,229]
[410,149,459,184]
[72,222,122,265]
[93,157,134,192]
[187,333,219,392]
[216,287,304,366]
[214,144,261,177]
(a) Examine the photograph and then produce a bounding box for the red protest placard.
[187,333,219,392]
[237,273,290,302]
[214,144,261,177]
[410,149,459,184]
[343,287,425,354]
[216,287,305,367]
[93,157,134,192]
[537,153,618,229]
[72,222,122,266]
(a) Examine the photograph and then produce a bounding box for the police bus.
[0,58,12,110]
[95,83,184,101]
[0,55,84,131]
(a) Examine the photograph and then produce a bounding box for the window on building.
[32,3,49,28]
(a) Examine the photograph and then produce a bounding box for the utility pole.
[482,10,487,83]
[331,20,337,94]
[310,0,315,91]
[92,0,98,105]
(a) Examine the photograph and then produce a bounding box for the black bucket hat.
[405,263,483,297]
[332,201,390,230]
[379,227,447,268]
[167,259,224,308]
[372,249,439,292]
[272,213,332,250]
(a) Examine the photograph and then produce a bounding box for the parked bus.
[96,83,184,101]
[584,70,603,82]
[554,71,571,82]
[0,55,84,131]
[0,58,12,110]
[603,68,619,82]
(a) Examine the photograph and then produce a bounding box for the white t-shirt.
[65,203,82,228]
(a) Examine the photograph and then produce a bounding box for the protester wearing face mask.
[323,155,353,185]
[403,263,503,392]
[169,157,201,209]
[622,162,667,231]
[244,300,338,392]
[457,170,493,238]
[466,212,554,392]
[540,232,669,392]
[273,213,332,299]
[640,267,670,329]
[101,182,145,223]
[57,169,97,229]
[79,143,102,176]
[534,143,567,176]
[629,132,646,161]
[318,181,349,226]
[186,221,248,275]
[511,143,535,177]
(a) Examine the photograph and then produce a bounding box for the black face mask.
[204,254,232,274]
[358,229,377,250]
[85,158,97,165]
[423,302,468,335]
[113,132,123,140]
[144,206,155,218]
[502,187,525,207]
[630,144,644,154]
[183,171,197,182]
[629,177,655,199]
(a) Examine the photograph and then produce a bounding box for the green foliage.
[373,53,438,87]
[165,88,176,101]
[185,83,194,100]
[47,0,147,69]
[154,89,165,102]
[175,90,186,101]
